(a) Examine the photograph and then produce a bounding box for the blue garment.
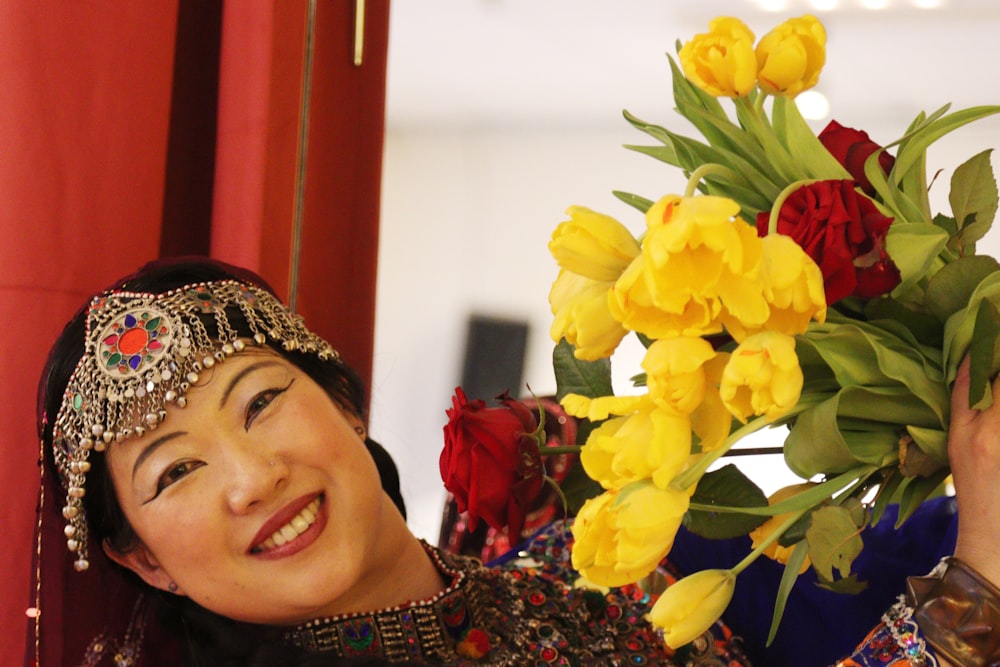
[667,496,958,667]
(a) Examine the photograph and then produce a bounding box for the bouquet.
[541,14,1000,647]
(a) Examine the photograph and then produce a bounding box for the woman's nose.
[223,445,288,513]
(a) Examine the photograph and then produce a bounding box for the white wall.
[372,115,1000,542]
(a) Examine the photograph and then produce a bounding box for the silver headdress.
[51,279,338,572]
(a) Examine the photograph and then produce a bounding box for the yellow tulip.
[571,482,690,587]
[748,483,816,573]
[549,270,627,360]
[549,206,641,282]
[716,219,769,342]
[610,257,723,339]
[642,195,746,312]
[758,234,827,334]
[679,17,758,98]
[580,397,692,490]
[720,331,803,423]
[560,392,645,423]
[642,336,716,415]
[690,353,732,452]
[650,569,736,648]
[755,15,826,97]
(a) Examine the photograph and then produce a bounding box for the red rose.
[440,388,545,538]
[818,120,895,197]
[756,179,901,304]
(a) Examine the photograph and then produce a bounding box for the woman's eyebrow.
[132,432,186,482]
[218,360,282,408]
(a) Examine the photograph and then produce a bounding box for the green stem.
[730,506,809,576]
[670,392,826,492]
[766,178,820,236]
[688,465,877,516]
[544,474,570,516]
[753,90,768,118]
[683,163,743,198]
[671,415,770,491]
[541,445,583,456]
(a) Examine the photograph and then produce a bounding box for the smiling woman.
[33,257,757,666]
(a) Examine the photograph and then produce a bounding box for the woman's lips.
[249,494,326,558]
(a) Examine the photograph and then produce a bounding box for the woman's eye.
[148,460,204,502]
[244,379,294,431]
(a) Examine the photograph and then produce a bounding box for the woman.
[31,257,751,666]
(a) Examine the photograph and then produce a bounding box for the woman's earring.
[354,425,366,439]
[168,582,179,593]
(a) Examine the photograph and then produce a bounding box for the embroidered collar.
[283,541,490,662]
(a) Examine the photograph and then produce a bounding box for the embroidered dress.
[834,599,940,667]
[285,523,753,665]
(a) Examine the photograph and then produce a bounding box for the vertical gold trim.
[289,0,319,312]
[32,437,45,666]
[354,0,365,66]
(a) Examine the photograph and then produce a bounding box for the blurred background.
[372,0,1000,541]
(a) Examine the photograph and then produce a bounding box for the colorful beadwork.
[97,309,171,376]
[835,597,939,667]
[285,525,753,666]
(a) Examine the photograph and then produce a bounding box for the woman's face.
[104,349,390,624]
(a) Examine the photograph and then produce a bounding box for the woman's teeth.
[257,498,321,551]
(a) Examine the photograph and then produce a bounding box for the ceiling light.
[796,90,830,121]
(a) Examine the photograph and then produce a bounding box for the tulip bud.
[650,569,736,649]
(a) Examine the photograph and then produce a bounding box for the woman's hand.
[948,356,1000,587]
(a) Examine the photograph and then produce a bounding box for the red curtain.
[1,1,387,663]
[211,0,388,394]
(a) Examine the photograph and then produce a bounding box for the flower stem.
[670,392,826,492]
[766,178,820,236]
[730,506,809,576]
[541,445,582,456]
[683,163,743,198]
[544,474,570,516]
[671,415,771,491]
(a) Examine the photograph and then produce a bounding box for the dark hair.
[37,257,408,665]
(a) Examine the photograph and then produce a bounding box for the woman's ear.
[103,540,185,596]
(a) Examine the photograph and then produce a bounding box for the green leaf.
[885,223,949,297]
[612,190,653,214]
[870,469,903,527]
[935,212,959,239]
[950,149,998,252]
[968,298,1000,410]
[552,339,613,402]
[895,467,951,526]
[765,541,809,646]
[776,509,814,547]
[905,425,949,468]
[941,271,1000,381]
[865,151,917,222]
[806,505,864,581]
[688,466,875,517]
[797,320,949,424]
[864,298,944,348]
[623,113,782,202]
[558,462,604,515]
[770,95,850,180]
[684,464,768,539]
[814,573,869,595]
[925,255,1000,322]
[891,105,1000,189]
[785,387,941,479]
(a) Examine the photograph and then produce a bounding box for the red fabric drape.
[211,0,388,399]
[0,3,178,661]
[3,1,387,664]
